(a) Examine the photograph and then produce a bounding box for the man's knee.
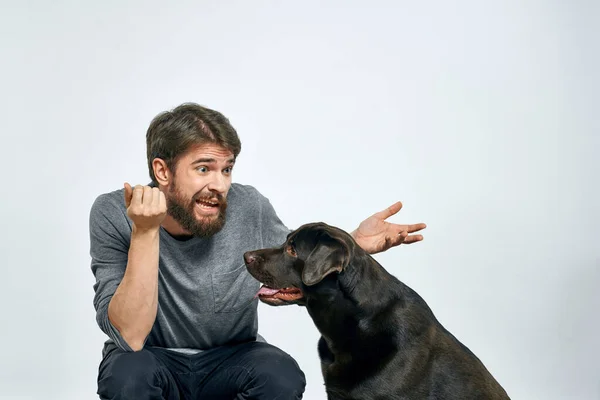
[243,343,306,397]
[97,348,165,399]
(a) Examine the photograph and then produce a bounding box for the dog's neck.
[304,250,405,354]
[340,252,402,306]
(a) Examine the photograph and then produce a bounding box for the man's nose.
[207,174,227,193]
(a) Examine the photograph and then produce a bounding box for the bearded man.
[89,102,426,399]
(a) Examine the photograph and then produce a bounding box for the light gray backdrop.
[1,1,598,399]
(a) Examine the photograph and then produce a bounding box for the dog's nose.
[244,252,258,265]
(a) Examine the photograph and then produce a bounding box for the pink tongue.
[257,286,280,296]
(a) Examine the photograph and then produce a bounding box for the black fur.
[244,222,510,400]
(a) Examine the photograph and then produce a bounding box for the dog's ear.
[301,232,351,286]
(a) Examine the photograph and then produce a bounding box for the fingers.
[406,223,427,233]
[389,222,427,234]
[397,230,408,243]
[143,186,153,206]
[152,187,161,207]
[373,201,403,220]
[402,234,424,244]
[126,184,165,209]
[131,185,144,207]
[123,182,133,207]
[123,184,167,230]
[158,190,166,211]
[127,185,151,215]
[391,230,423,247]
[152,187,167,215]
[388,231,408,247]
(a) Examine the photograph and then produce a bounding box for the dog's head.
[244,222,356,306]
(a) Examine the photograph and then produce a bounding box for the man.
[89,102,426,399]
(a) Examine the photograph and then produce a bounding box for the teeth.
[198,200,217,206]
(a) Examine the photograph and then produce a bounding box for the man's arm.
[255,189,292,248]
[107,225,160,351]
[255,187,425,254]
[90,184,166,352]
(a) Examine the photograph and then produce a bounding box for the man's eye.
[224,167,233,174]
[197,166,208,173]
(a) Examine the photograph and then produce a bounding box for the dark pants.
[97,340,306,399]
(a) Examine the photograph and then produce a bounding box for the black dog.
[244,222,510,400]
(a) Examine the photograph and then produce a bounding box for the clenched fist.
[124,182,167,232]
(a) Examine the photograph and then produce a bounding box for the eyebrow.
[191,157,235,165]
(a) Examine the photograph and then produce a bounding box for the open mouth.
[255,285,304,302]
[195,198,219,211]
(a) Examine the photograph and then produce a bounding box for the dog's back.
[319,255,510,400]
[395,283,510,399]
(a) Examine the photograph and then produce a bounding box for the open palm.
[351,201,427,254]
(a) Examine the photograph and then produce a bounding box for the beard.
[165,182,228,238]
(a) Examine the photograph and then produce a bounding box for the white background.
[1,1,598,399]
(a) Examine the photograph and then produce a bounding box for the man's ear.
[301,234,350,286]
[152,158,170,186]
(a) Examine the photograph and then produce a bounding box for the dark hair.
[146,102,242,185]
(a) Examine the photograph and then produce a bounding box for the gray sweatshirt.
[89,183,290,356]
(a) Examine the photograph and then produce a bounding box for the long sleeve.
[257,190,292,248]
[89,192,134,352]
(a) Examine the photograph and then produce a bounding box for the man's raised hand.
[124,182,167,232]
